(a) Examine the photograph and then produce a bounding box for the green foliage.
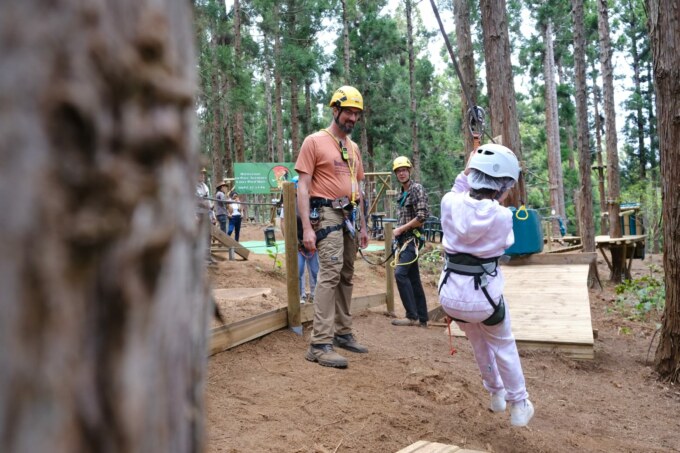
[266,243,283,270]
[613,265,665,321]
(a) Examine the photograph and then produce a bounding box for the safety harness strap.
[438,253,505,326]
[315,223,344,243]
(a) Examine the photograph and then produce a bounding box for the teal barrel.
[504,207,544,256]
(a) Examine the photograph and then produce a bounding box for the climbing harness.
[438,253,506,327]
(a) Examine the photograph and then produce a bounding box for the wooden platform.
[397,440,486,453]
[447,253,595,359]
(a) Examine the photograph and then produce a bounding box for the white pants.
[442,302,528,403]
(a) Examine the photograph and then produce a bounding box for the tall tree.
[479,0,526,207]
[0,1,209,451]
[571,0,596,258]
[233,0,245,163]
[647,0,680,383]
[598,0,624,281]
[543,20,567,235]
[454,0,479,157]
[405,0,421,178]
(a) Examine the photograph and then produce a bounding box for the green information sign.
[234,163,297,194]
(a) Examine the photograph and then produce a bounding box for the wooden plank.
[210,307,288,355]
[211,225,250,259]
[211,293,387,355]
[504,252,595,266]
[446,264,595,359]
[546,244,583,254]
[396,440,487,453]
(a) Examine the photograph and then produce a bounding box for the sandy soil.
[205,223,680,453]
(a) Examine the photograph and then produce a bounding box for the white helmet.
[468,144,520,181]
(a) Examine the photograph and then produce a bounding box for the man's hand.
[302,227,317,253]
[393,226,404,237]
[359,229,369,249]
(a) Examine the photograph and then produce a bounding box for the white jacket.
[438,172,514,310]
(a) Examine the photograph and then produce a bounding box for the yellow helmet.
[392,156,412,172]
[329,86,364,111]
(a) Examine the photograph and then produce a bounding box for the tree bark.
[405,0,420,179]
[290,76,300,161]
[233,0,245,163]
[571,0,596,256]
[591,61,608,235]
[341,0,351,82]
[598,0,623,281]
[647,0,680,383]
[479,0,526,207]
[543,20,567,237]
[274,2,284,162]
[454,0,478,157]
[0,1,209,451]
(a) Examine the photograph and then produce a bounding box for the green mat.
[239,240,385,255]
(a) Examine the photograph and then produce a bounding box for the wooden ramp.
[397,440,486,453]
[211,225,250,260]
[447,253,595,360]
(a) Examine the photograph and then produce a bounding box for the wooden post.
[282,182,301,334]
[385,222,395,316]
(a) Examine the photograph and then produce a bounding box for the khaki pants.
[310,207,358,344]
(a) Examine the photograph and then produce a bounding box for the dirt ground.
[205,222,680,453]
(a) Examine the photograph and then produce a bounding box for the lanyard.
[321,129,358,204]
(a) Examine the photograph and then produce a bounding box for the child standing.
[438,144,534,427]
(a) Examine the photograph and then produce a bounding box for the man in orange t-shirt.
[295,86,370,369]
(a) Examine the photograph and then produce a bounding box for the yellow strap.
[515,205,529,220]
[321,129,358,204]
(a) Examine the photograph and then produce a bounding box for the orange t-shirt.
[295,130,365,201]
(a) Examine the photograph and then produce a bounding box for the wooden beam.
[504,252,595,266]
[210,293,388,356]
[282,182,301,329]
[211,225,250,259]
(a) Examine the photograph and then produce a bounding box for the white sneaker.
[510,399,534,427]
[489,389,507,412]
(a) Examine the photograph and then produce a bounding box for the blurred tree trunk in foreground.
[0,1,210,451]
[647,0,680,383]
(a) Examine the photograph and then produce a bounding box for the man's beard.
[335,116,354,134]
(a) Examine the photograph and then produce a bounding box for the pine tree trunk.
[479,0,526,207]
[233,0,245,163]
[341,0,351,82]
[0,1,209,451]
[274,3,284,162]
[598,0,624,281]
[648,0,680,383]
[591,63,608,235]
[543,21,566,237]
[290,76,300,161]
[454,0,478,157]
[571,0,596,255]
[405,0,420,179]
[264,39,275,162]
[211,39,224,183]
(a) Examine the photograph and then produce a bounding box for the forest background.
[195,0,660,251]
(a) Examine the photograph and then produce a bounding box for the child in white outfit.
[438,144,534,427]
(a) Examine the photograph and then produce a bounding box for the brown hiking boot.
[305,344,348,368]
[333,333,368,353]
[391,318,419,326]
